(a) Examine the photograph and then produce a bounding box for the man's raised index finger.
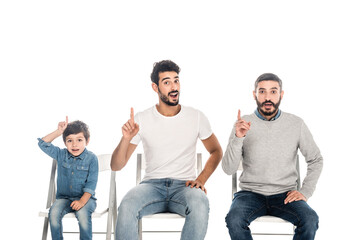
[237,109,241,120]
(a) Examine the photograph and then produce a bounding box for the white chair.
[136,153,202,240]
[231,155,301,237]
[39,154,117,240]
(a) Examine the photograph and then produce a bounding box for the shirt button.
[70,185,72,189]
[72,172,74,175]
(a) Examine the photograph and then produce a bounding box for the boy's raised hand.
[57,116,68,134]
[235,110,251,138]
[42,116,68,143]
[122,108,139,140]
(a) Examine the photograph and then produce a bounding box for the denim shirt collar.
[255,109,281,121]
[66,148,88,160]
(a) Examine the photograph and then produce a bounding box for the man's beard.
[158,88,180,106]
[256,97,281,116]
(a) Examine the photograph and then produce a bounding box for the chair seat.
[143,213,183,219]
[254,215,291,223]
[39,208,109,218]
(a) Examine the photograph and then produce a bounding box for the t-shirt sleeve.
[198,110,213,140]
[130,113,141,145]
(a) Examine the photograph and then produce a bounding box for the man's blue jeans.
[115,178,209,240]
[49,198,96,240]
[225,191,319,240]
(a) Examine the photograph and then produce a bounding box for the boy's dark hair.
[63,120,90,142]
[150,60,181,85]
[255,73,283,91]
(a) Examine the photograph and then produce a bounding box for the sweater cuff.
[299,188,312,200]
[232,135,245,145]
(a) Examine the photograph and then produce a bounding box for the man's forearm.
[197,148,222,184]
[222,127,244,175]
[111,137,135,171]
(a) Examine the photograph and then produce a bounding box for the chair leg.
[138,219,142,240]
[42,217,49,240]
[112,188,118,237]
[106,211,112,240]
[112,206,117,238]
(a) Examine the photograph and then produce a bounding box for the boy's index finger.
[65,116,68,124]
[237,109,241,121]
[130,107,134,122]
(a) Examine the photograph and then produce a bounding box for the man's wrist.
[235,133,245,138]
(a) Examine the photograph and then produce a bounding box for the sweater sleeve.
[222,122,245,175]
[298,121,323,200]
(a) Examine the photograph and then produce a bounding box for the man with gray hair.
[222,73,323,240]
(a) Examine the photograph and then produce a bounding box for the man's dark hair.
[255,73,283,91]
[63,120,90,142]
[150,60,181,85]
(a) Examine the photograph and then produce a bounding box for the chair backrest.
[232,155,301,196]
[98,154,112,171]
[136,153,202,185]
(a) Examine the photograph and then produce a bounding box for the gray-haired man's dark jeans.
[225,190,319,240]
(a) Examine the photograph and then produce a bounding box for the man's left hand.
[284,190,307,204]
[185,179,207,194]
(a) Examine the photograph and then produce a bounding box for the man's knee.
[302,209,319,231]
[225,207,249,231]
[185,188,209,217]
[118,197,138,219]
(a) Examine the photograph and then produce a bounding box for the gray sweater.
[222,112,323,200]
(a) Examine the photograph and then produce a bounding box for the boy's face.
[65,132,89,157]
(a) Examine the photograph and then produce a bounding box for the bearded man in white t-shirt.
[111,60,223,240]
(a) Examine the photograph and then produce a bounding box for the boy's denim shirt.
[38,138,99,200]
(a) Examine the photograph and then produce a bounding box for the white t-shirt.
[131,105,213,181]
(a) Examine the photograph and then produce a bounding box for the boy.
[38,116,98,240]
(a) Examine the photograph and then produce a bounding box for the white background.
[1,0,359,239]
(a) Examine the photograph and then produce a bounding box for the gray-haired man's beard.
[256,97,281,116]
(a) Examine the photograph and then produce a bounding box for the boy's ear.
[86,138,90,145]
